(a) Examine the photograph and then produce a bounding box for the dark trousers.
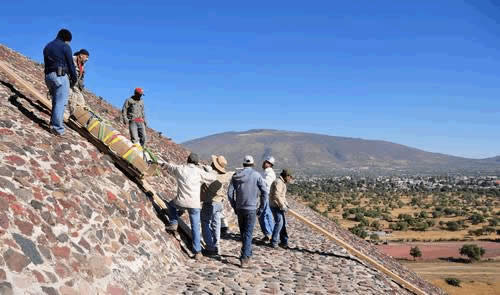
[237,209,257,259]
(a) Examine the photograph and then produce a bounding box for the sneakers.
[50,128,64,137]
[279,243,289,249]
[261,235,271,242]
[165,223,178,232]
[271,243,288,249]
[202,248,219,257]
[240,257,250,268]
[194,252,203,261]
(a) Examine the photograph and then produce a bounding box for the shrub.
[445,277,461,287]
[369,233,380,242]
[469,213,485,225]
[410,246,422,260]
[350,225,368,239]
[459,244,485,262]
[445,221,459,231]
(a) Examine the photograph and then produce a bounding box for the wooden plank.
[288,209,427,295]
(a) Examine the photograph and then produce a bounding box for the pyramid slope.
[0,44,443,294]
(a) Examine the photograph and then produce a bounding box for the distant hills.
[182,129,500,176]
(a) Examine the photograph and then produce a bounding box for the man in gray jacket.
[228,155,269,268]
[122,88,147,146]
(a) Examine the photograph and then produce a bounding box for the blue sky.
[1,1,499,159]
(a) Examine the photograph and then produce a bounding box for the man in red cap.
[121,88,147,146]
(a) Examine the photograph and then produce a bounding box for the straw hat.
[211,155,227,173]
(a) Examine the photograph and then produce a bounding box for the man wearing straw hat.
[200,155,232,256]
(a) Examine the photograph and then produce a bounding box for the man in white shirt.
[259,156,276,241]
[161,153,217,260]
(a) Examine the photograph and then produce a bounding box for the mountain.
[183,129,500,175]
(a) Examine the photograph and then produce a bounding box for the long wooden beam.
[288,209,427,295]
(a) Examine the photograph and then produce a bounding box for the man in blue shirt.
[228,155,269,268]
[43,29,77,136]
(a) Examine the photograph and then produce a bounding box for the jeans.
[258,201,274,237]
[271,207,288,246]
[45,72,69,134]
[237,209,257,259]
[129,121,147,146]
[167,201,201,253]
[201,201,223,252]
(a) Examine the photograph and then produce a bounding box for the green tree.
[459,244,485,262]
[445,221,459,231]
[469,213,485,225]
[409,246,422,261]
[369,233,380,242]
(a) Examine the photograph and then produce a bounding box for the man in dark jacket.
[227,155,269,268]
[43,28,78,136]
[121,88,147,146]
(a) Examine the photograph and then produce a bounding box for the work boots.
[165,223,178,232]
[240,257,250,268]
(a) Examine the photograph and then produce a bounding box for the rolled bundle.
[73,106,92,126]
[107,134,131,156]
[122,143,148,173]
[87,119,114,141]
[71,106,153,175]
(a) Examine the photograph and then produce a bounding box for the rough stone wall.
[0,45,190,294]
[0,44,444,295]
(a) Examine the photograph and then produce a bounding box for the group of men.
[161,153,293,268]
[43,28,148,146]
[43,28,293,268]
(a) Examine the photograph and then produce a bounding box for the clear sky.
[1,1,499,159]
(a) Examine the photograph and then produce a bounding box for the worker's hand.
[282,207,289,213]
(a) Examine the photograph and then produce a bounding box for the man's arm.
[121,99,129,124]
[200,169,217,185]
[142,101,147,127]
[227,179,236,210]
[63,44,77,87]
[161,162,179,175]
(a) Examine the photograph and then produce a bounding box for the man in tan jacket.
[161,153,217,260]
[200,155,232,256]
[269,169,293,248]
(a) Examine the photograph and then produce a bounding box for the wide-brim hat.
[211,155,227,173]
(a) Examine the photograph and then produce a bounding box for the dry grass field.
[401,261,500,295]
